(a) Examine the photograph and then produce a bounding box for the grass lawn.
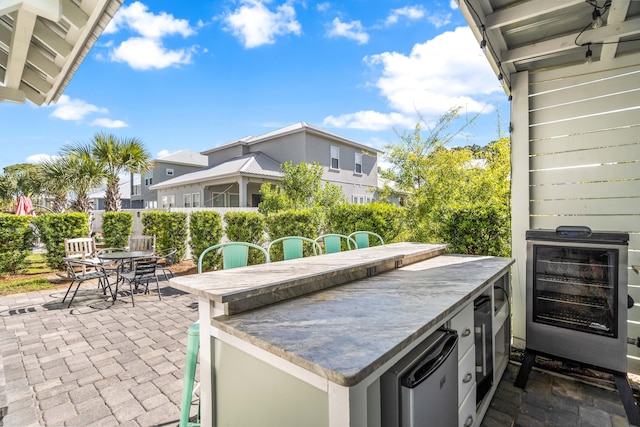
[0,253,60,296]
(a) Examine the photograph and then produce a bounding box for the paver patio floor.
[0,281,198,427]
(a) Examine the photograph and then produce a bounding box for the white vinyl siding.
[330,146,339,170]
[510,61,640,372]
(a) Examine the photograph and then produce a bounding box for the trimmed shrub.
[142,211,188,261]
[190,211,224,271]
[437,203,510,257]
[224,211,267,266]
[34,213,89,270]
[0,214,35,274]
[326,202,405,245]
[102,212,132,248]
[265,209,321,261]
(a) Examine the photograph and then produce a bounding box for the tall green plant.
[142,211,188,261]
[327,202,404,244]
[0,214,35,274]
[190,211,223,271]
[34,213,89,270]
[224,211,267,265]
[265,209,320,261]
[102,212,133,248]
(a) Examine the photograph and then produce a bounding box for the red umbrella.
[15,195,34,216]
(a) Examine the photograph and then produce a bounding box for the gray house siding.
[133,161,205,208]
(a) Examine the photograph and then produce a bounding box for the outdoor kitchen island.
[169,242,514,427]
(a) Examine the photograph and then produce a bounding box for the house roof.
[150,152,283,191]
[458,0,640,98]
[0,0,122,105]
[155,150,208,167]
[201,122,382,156]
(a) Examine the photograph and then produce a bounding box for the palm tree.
[39,158,71,213]
[91,132,152,212]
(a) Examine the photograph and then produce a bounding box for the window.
[355,152,362,174]
[166,168,174,176]
[212,193,225,207]
[184,193,192,208]
[352,195,367,204]
[192,193,200,208]
[331,146,339,170]
[230,194,239,207]
[132,184,141,195]
[162,195,175,208]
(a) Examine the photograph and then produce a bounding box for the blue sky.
[0,0,509,171]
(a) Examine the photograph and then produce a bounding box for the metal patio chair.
[119,256,161,306]
[198,242,270,273]
[349,231,385,249]
[314,234,357,254]
[62,258,114,308]
[267,236,322,261]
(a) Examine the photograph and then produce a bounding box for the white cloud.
[49,95,108,121]
[110,37,193,70]
[90,118,129,128]
[105,1,194,39]
[223,1,301,49]
[327,18,369,44]
[316,2,330,12]
[427,13,452,28]
[325,27,501,131]
[323,111,414,131]
[385,6,425,26]
[156,149,171,158]
[103,1,197,69]
[26,154,56,164]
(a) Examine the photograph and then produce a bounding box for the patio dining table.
[97,250,155,301]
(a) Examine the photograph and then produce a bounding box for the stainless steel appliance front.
[525,230,629,373]
[381,329,459,427]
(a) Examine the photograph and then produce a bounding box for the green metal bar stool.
[180,322,200,427]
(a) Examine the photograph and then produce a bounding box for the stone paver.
[0,280,198,426]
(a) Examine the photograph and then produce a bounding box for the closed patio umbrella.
[15,195,34,216]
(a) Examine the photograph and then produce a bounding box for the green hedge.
[0,214,35,274]
[34,213,89,270]
[102,212,132,248]
[265,209,320,261]
[224,211,267,266]
[437,203,510,257]
[142,211,188,261]
[326,202,405,245]
[190,211,224,271]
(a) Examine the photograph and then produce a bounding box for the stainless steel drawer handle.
[461,328,471,337]
[464,415,473,427]
[463,372,473,383]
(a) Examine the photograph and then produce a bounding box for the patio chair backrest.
[315,234,357,254]
[64,237,97,260]
[267,236,321,261]
[198,242,270,273]
[132,257,159,280]
[128,235,156,252]
[349,231,385,249]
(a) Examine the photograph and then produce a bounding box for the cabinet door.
[458,386,477,427]
[458,346,476,405]
[451,304,474,360]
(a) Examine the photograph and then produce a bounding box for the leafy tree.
[380,108,511,255]
[258,161,346,213]
[0,164,45,210]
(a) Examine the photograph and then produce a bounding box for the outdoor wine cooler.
[515,226,640,424]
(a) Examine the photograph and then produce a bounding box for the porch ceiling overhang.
[0,0,122,105]
[458,0,640,96]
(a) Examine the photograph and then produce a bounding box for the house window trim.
[166,168,174,176]
[354,152,363,175]
[192,192,201,208]
[184,193,192,208]
[330,146,340,171]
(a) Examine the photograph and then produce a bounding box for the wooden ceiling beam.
[600,0,631,60]
[501,16,640,64]
[61,0,88,29]
[484,0,584,30]
[4,8,35,88]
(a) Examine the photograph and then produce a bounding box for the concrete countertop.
[213,254,514,386]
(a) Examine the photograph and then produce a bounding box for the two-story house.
[149,122,381,208]
[131,150,208,209]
